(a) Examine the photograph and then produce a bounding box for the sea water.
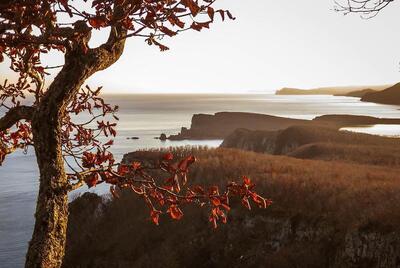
[1,94,400,267]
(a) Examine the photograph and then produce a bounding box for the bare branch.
[0,105,34,131]
[335,0,395,17]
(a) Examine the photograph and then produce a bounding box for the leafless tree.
[335,0,395,17]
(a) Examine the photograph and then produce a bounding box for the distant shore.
[166,112,400,141]
[275,82,400,106]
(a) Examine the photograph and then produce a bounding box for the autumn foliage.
[0,0,269,236]
[0,1,268,266]
[73,150,271,228]
[0,0,236,167]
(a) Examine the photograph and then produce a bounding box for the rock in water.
[159,133,167,141]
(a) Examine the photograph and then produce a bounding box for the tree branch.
[0,105,34,131]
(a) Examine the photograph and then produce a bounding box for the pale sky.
[2,0,400,93]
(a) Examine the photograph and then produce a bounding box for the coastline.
[166,112,400,141]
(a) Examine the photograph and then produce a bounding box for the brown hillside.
[361,82,400,105]
[334,88,376,98]
[64,148,400,268]
[221,126,400,167]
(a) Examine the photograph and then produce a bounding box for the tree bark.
[25,115,69,268]
[24,22,126,267]
[25,51,91,268]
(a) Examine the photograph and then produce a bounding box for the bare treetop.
[335,0,395,17]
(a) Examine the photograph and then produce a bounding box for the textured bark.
[24,22,126,268]
[0,105,34,131]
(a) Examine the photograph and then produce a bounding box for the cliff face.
[168,112,310,140]
[168,112,400,140]
[361,83,400,105]
[65,195,400,268]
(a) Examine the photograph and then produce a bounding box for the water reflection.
[340,124,400,137]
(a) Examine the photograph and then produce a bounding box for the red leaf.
[168,204,183,220]
[211,197,221,206]
[159,26,177,37]
[131,161,141,170]
[243,175,251,186]
[209,215,217,229]
[178,155,196,172]
[118,164,130,176]
[218,10,225,21]
[182,0,200,16]
[150,210,161,225]
[104,140,114,146]
[207,7,215,21]
[163,152,174,161]
[88,17,108,29]
[85,173,100,188]
[226,11,236,20]
[168,16,185,28]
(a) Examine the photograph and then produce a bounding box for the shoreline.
[166,112,400,141]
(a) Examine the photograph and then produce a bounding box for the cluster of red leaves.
[68,152,272,228]
[0,121,32,164]
[61,85,119,173]
[1,1,250,229]
[0,82,117,169]
[0,78,33,165]
[85,0,235,51]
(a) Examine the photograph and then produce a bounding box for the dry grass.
[222,125,400,168]
[64,148,400,268]
[289,142,400,168]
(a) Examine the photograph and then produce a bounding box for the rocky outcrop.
[65,193,400,268]
[335,230,400,268]
[168,112,400,140]
[168,112,310,140]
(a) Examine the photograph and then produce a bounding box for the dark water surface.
[1,94,400,267]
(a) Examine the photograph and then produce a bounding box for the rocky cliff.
[168,112,400,140]
[168,112,310,140]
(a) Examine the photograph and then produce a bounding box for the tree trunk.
[24,48,92,267]
[25,105,69,268]
[24,22,126,267]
